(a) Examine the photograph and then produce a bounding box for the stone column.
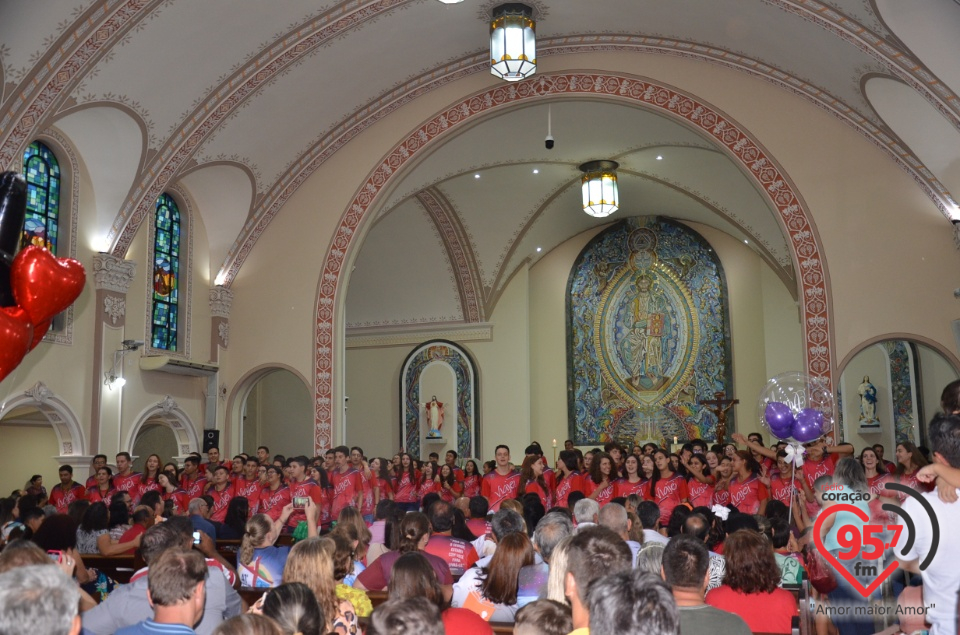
[209,286,233,363]
[91,253,136,453]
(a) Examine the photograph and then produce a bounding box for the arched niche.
[125,396,200,462]
[837,336,960,452]
[400,340,479,460]
[227,365,313,458]
[0,382,86,494]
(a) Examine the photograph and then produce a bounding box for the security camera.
[122,339,145,350]
[545,134,554,150]
[954,288,960,299]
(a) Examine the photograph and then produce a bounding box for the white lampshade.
[579,160,620,217]
[490,4,536,81]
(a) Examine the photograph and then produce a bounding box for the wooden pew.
[77,554,137,584]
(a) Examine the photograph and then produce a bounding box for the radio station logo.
[813,483,939,598]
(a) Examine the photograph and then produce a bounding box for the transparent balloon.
[757,371,834,441]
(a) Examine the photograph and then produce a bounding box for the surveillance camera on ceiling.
[545,134,554,150]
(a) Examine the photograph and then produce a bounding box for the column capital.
[209,286,234,318]
[93,253,137,293]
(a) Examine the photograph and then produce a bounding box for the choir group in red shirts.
[41,433,930,539]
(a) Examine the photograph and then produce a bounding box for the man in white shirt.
[638,500,669,545]
[895,413,960,635]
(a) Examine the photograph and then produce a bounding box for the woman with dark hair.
[712,456,733,507]
[86,466,116,505]
[354,512,452,590]
[25,475,46,500]
[614,454,648,499]
[686,454,715,507]
[517,456,551,509]
[462,460,482,498]
[583,451,615,507]
[436,464,462,503]
[860,447,898,526]
[895,441,930,492]
[941,378,960,413]
[450,507,477,542]
[553,450,583,509]
[221,496,251,539]
[389,551,493,634]
[157,471,189,516]
[706,529,797,633]
[417,461,440,502]
[393,453,421,513]
[76,501,141,555]
[326,531,373,617]
[650,449,688,526]
[451,532,536,623]
[107,497,131,540]
[520,493,545,537]
[261,582,325,635]
[370,457,393,502]
[728,450,769,515]
[306,465,334,532]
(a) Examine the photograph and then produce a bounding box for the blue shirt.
[237,545,290,588]
[116,620,196,634]
[190,515,217,542]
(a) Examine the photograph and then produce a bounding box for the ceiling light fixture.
[579,160,620,218]
[490,3,536,81]
[536,247,542,252]
[474,174,481,179]
[656,155,663,160]
[436,0,464,3]
[533,169,539,174]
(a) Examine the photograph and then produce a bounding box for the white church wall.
[918,345,956,428]
[0,424,60,495]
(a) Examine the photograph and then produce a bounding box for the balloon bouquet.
[0,171,85,384]
[757,371,835,522]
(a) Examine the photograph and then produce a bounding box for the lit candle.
[674,436,678,444]
[552,439,557,447]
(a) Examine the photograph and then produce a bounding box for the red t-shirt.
[770,474,799,505]
[712,486,731,507]
[441,607,494,635]
[377,477,394,500]
[521,480,551,509]
[85,474,98,489]
[359,470,377,516]
[424,534,480,577]
[287,479,324,529]
[356,550,452,590]
[801,454,836,488]
[181,474,209,500]
[234,477,261,502]
[867,472,897,524]
[728,475,768,515]
[208,483,235,522]
[466,518,489,538]
[614,477,649,500]
[687,478,715,508]
[393,471,420,503]
[49,482,86,513]
[652,474,688,524]
[417,478,440,502]
[438,479,463,503]
[462,474,482,498]
[134,478,160,506]
[582,477,615,507]
[258,485,292,521]
[118,524,146,555]
[162,489,190,515]
[481,470,520,512]
[331,468,362,519]
[706,586,797,634]
[86,486,116,506]
[554,472,583,508]
[112,471,142,497]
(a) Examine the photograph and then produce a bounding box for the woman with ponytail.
[239,498,319,588]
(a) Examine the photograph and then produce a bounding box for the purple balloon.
[792,408,824,442]
[764,402,795,439]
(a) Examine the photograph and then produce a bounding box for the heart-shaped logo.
[11,245,86,325]
[0,306,34,383]
[813,503,899,597]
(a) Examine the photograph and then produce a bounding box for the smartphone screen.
[192,531,201,545]
[47,550,62,563]
[293,496,308,508]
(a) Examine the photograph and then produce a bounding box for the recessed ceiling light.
[474,174,480,179]
[744,239,749,244]
[656,155,663,160]
[437,0,464,4]
[536,247,542,252]
[533,169,539,174]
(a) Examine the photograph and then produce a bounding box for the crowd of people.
[2,383,960,635]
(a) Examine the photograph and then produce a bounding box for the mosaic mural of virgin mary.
[567,217,732,445]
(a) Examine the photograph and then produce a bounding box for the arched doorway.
[234,367,313,459]
[131,422,180,472]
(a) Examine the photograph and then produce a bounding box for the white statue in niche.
[858,376,878,424]
[420,396,445,438]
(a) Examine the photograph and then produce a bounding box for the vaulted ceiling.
[2,0,959,327]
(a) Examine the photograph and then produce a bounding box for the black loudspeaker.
[202,429,220,452]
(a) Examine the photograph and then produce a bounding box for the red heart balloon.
[0,306,33,383]
[29,318,51,350]
[11,246,86,325]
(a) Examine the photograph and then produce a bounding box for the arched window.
[152,193,181,351]
[21,141,61,253]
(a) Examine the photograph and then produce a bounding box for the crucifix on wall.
[700,391,739,445]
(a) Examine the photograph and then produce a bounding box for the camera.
[545,134,554,150]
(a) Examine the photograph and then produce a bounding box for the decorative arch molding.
[125,395,200,459]
[0,381,86,458]
[836,332,960,375]
[400,340,479,460]
[224,363,313,450]
[310,71,833,453]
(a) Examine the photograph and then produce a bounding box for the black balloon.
[0,172,26,307]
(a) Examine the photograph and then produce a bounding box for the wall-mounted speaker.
[202,429,220,452]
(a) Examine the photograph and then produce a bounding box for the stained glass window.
[152,193,180,350]
[22,141,61,254]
